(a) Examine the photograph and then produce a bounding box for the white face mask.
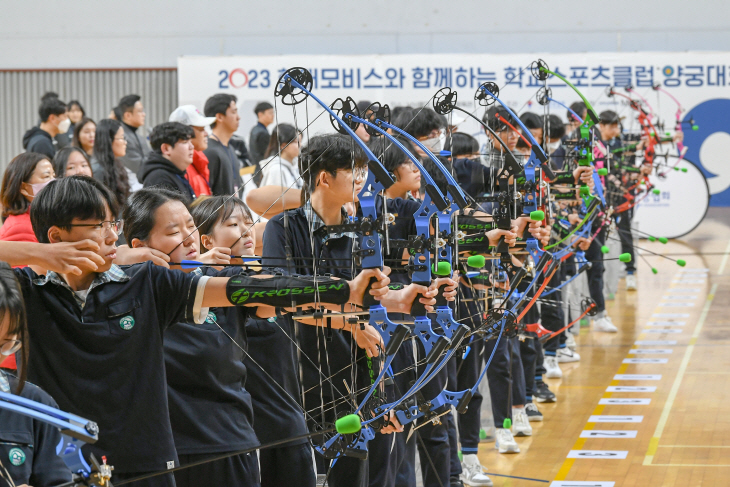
[57,117,71,133]
[422,136,442,153]
[547,140,561,153]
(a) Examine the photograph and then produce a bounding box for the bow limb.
[277,69,412,459]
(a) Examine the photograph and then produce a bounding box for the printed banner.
[178,52,730,210]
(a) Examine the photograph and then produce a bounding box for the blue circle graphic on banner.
[683,98,730,206]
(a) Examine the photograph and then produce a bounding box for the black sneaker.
[450,476,465,487]
[525,402,543,422]
[534,381,557,403]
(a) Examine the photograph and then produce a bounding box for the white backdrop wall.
[178,52,730,207]
[0,0,729,69]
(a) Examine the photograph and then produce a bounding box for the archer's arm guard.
[457,215,496,253]
[226,274,351,307]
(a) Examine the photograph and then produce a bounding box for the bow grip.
[456,390,473,415]
[496,236,509,255]
[385,324,410,356]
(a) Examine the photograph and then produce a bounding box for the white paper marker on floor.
[599,398,651,405]
[647,321,686,326]
[630,349,673,354]
[588,415,643,422]
[567,450,628,459]
[607,386,657,392]
[580,430,638,438]
[623,358,668,364]
[644,329,682,334]
[652,313,690,317]
[634,340,677,345]
[614,374,661,380]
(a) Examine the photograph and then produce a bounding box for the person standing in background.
[249,102,274,164]
[117,94,151,176]
[72,117,96,158]
[22,97,69,160]
[169,105,216,197]
[66,100,85,140]
[91,118,131,209]
[203,93,242,196]
[258,124,301,189]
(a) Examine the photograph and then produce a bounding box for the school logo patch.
[205,312,217,324]
[119,315,135,330]
[8,448,25,466]
[231,288,249,304]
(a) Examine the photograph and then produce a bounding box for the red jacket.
[0,211,37,243]
[186,150,212,197]
[0,211,36,370]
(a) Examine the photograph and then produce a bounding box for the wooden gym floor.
[475,208,730,487]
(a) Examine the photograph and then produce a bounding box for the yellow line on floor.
[718,239,730,275]
[643,283,717,466]
[553,363,628,481]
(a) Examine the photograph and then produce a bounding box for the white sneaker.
[557,347,580,363]
[565,333,577,350]
[460,454,493,487]
[544,356,563,378]
[626,274,637,291]
[512,408,533,437]
[594,316,618,333]
[495,428,520,453]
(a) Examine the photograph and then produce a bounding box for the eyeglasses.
[0,338,21,356]
[417,129,445,141]
[401,161,419,171]
[114,137,127,142]
[68,220,123,237]
[338,167,368,179]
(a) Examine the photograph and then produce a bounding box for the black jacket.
[0,372,72,486]
[203,138,237,196]
[139,152,195,202]
[248,122,270,164]
[22,127,55,159]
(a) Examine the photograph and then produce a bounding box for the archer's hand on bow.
[573,166,595,189]
[527,220,551,247]
[347,267,391,308]
[431,275,459,301]
[378,282,443,314]
[573,237,591,251]
[489,228,518,246]
[640,164,653,176]
[379,410,404,434]
[567,213,582,226]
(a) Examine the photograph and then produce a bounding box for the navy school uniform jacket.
[164,266,258,455]
[452,157,493,199]
[261,197,419,417]
[243,314,310,446]
[15,262,208,474]
[0,372,72,486]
